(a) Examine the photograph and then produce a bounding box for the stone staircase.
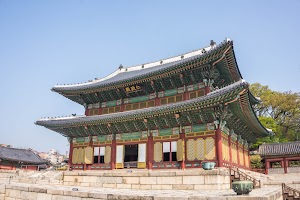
[282,183,300,200]
[229,167,272,189]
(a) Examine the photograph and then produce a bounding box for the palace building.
[36,39,270,170]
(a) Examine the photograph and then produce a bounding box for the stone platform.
[62,168,231,190]
[0,168,284,200]
[0,182,282,200]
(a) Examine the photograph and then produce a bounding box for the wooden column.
[228,135,232,167]
[243,145,246,168]
[236,140,240,167]
[204,86,210,95]
[183,91,189,101]
[247,151,250,169]
[147,131,154,170]
[111,137,116,170]
[265,160,270,174]
[283,157,288,173]
[155,97,160,106]
[68,142,73,170]
[180,130,186,170]
[120,104,125,112]
[98,107,102,115]
[215,128,223,167]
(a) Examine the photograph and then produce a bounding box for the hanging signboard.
[124,85,142,93]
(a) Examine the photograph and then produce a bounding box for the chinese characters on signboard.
[124,85,142,93]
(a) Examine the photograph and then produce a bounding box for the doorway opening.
[124,144,138,168]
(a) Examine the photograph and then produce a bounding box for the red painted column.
[204,86,210,95]
[215,128,223,167]
[68,142,73,170]
[120,104,125,112]
[111,137,116,170]
[228,135,232,167]
[283,158,288,173]
[248,152,251,169]
[236,140,240,167]
[147,132,154,170]
[85,109,89,116]
[155,97,160,106]
[180,130,186,170]
[183,91,189,101]
[265,160,270,174]
[243,145,246,168]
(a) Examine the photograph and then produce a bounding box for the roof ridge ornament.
[210,40,216,48]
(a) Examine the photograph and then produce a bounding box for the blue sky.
[0,1,299,154]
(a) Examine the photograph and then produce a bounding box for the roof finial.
[210,40,216,48]
[119,64,123,70]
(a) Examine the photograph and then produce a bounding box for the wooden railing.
[282,183,300,200]
[229,167,261,189]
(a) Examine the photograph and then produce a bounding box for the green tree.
[250,155,263,169]
[250,83,300,148]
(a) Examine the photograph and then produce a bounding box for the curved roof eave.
[37,80,248,128]
[51,39,234,94]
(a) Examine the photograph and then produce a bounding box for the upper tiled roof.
[52,39,233,93]
[0,146,48,164]
[258,141,300,156]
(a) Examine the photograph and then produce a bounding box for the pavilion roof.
[0,146,48,164]
[258,141,300,156]
[36,80,270,143]
[51,38,242,96]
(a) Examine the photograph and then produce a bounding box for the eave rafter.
[55,40,232,100]
[37,80,269,142]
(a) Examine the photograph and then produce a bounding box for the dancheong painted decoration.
[36,39,271,170]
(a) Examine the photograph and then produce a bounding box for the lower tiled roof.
[258,141,300,156]
[0,146,48,164]
[36,80,248,127]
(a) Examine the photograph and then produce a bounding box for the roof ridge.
[52,38,232,91]
[261,141,300,146]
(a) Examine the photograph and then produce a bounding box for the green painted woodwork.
[192,124,207,132]
[230,133,238,141]
[73,137,88,143]
[206,123,215,130]
[106,100,117,107]
[92,135,112,142]
[130,95,149,103]
[37,81,270,143]
[159,128,173,136]
[183,126,192,133]
[158,127,179,136]
[164,89,178,97]
[222,126,230,135]
[116,131,147,140]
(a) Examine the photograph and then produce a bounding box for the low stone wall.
[63,169,231,190]
[268,168,284,174]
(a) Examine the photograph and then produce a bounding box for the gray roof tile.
[0,146,48,164]
[258,141,300,156]
[37,80,248,127]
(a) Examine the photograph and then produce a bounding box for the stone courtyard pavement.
[1,182,282,200]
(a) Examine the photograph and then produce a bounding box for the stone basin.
[232,180,253,195]
[201,162,216,170]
